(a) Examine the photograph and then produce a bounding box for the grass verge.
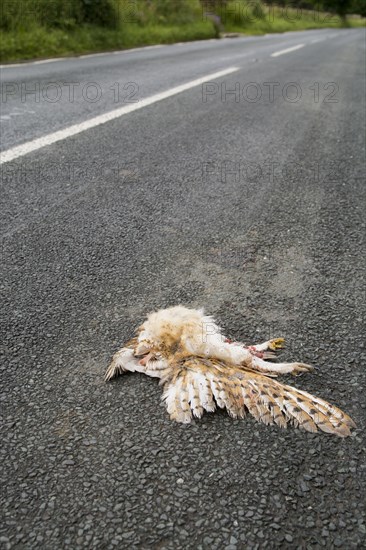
[223,7,366,34]
[0,22,216,63]
[0,8,364,64]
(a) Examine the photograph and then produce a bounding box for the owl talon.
[268,338,285,351]
[262,351,277,360]
[291,363,315,375]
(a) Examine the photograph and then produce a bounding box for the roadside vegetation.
[220,2,366,34]
[0,0,365,63]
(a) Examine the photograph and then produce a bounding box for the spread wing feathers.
[105,338,171,381]
[105,338,139,381]
[160,358,355,437]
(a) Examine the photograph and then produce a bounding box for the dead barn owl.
[105,306,355,437]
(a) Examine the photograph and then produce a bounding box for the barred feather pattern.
[160,358,355,437]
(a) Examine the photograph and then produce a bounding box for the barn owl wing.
[105,338,170,381]
[105,338,139,381]
[160,358,355,437]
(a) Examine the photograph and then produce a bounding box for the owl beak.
[135,342,150,356]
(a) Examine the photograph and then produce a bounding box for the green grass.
[0,22,216,63]
[345,17,366,27]
[0,2,364,63]
[222,6,366,35]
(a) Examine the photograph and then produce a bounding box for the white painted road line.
[33,58,65,65]
[271,44,305,57]
[0,67,239,165]
[79,52,111,59]
[113,45,164,55]
[0,44,166,68]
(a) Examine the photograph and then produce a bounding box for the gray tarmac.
[1,28,365,549]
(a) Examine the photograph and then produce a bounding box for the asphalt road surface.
[1,28,365,549]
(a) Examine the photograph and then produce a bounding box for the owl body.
[105,306,355,437]
[135,305,250,365]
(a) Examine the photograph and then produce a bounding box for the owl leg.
[250,338,285,352]
[246,338,285,360]
[220,337,284,362]
[251,355,314,376]
[206,334,253,364]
